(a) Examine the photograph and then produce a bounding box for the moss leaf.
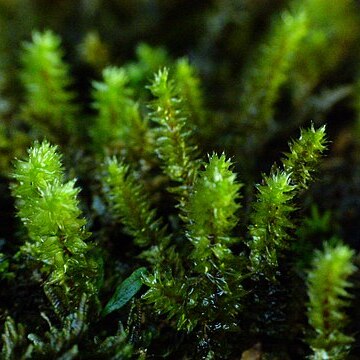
[102,267,147,316]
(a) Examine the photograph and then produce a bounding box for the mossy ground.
[1,1,360,359]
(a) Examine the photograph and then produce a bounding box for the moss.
[0,1,360,359]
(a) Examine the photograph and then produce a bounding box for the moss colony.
[1,1,360,359]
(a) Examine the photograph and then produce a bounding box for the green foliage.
[1,295,134,359]
[185,154,242,273]
[27,294,89,358]
[175,58,205,131]
[125,43,170,94]
[0,122,30,175]
[20,30,78,143]
[307,243,356,359]
[248,171,296,275]
[94,325,133,360]
[291,0,360,101]
[1,2,360,358]
[91,66,149,157]
[103,267,147,316]
[142,267,195,332]
[238,9,307,136]
[141,247,188,328]
[102,157,168,248]
[144,154,246,332]
[1,317,29,360]
[248,126,327,278]
[11,141,100,309]
[148,68,199,198]
[79,31,109,72]
[282,125,327,189]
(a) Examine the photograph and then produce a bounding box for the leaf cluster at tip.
[20,31,78,142]
[148,68,199,187]
[11,141,99,309]
[307,243,356,359]
[185,154,242,270]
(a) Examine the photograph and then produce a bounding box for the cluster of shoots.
[0,0,359,356]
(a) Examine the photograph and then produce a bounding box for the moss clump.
[1,1,360,359]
